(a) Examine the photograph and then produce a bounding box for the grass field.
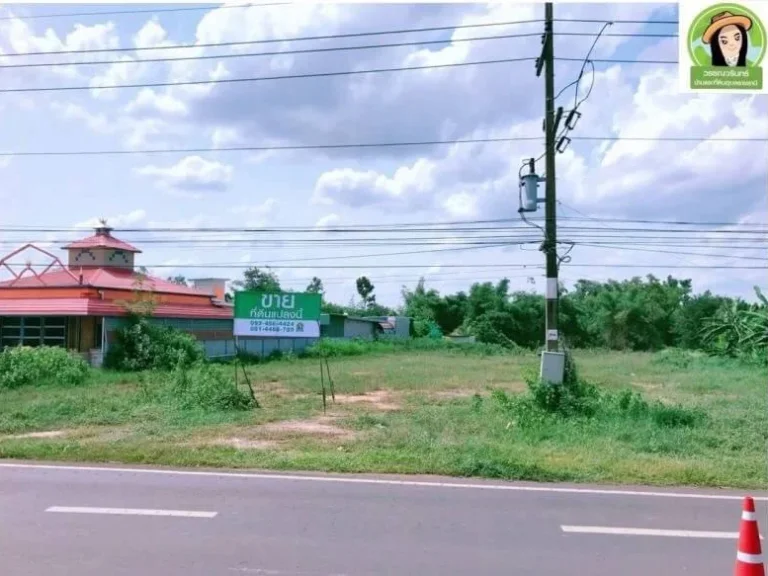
[0,346,765,488]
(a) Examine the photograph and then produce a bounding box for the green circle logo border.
[686,2,766,67]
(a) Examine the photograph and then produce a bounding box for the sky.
[0,1,765,308]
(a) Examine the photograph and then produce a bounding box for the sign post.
[233,291,322,338]
[233,290,329,410]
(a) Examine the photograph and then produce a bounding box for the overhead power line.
[557,56,677,64]
[0,6,678,26]
[2,134,765,158]
[0,33,539,70]
[19,262,766,270]
[0,137,540,157]
[0,31,678,71]
[0,2,284,22]
[0,215,764,237]
[577,243,768,261]
[0,19,544,58]
[0,57,537,94]
[556,18,679,25]
[1,218,766,234]
[0,56,682,95]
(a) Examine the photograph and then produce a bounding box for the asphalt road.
[0,462,765,576]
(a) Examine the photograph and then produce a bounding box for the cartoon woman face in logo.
[703,11,753,66]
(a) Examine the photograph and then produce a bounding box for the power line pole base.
[540,351,565,385]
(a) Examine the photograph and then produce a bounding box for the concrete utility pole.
[539,2,559,353]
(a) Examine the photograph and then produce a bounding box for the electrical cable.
[15,262,767,270]
[0,57,536,94]
[0,19,546,58]
[0,134,763,158]
[0,214,764,233]
[0,31,682,71]
[0,32,543,70]
[555,18,678,25]
[0,2,285,21]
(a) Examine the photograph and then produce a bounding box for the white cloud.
[442,192,478,219]
[235,197,278,226]
[134,18,167,49]
[51,102,113,133]
[0,17,121,85]
[211,126,240,148]
[136,156,234,193]
[89,55,139,100]
[315,213,341,228]
[74,209,147,230]
[310,64,767,224]
[126,88,189,117]
[313,159,436,209]
[66,21,119,52]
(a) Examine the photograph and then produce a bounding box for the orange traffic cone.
[736,496,765,576]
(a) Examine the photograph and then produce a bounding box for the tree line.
[168,269,767,362]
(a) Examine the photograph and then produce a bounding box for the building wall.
[68,248,135,269]
[100,289,213,307]
[320,315,346,338]
[103,316,318,359]
[343,318,377,340]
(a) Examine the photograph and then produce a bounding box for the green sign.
[233,291,322,338]
[685,2,766,91]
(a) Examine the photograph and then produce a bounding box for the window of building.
[0,316,67,350]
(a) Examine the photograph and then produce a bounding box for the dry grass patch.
[332,390,401,411]
[4,430,68,440]
[428,381,526,400]
[206,438,279,450]
[261,417,354,439]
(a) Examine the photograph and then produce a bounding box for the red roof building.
[0,225,234,364]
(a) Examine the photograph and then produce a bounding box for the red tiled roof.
[63,233,141,253]
[0,268,212,297]
[0,298,234,319]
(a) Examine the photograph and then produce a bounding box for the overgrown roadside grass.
[0,346,765,489]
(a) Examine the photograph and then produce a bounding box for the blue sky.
[0,2,765,307]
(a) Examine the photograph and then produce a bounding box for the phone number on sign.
[249,320,306,334]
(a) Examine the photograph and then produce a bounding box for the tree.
[167,275,188,286]
[356,276,376,308]
[306,277,324,294]
[232,267,281,292]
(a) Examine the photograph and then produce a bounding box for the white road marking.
[561,525,761,539]
[228,569,350,575]
[2,462,765,501]
[46,506,217,518]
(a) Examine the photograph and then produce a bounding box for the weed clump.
[491,350,704,430]
[0,346,90,389]
[171,362,256,412]
[651,348,707,370]
[104,315,204,372]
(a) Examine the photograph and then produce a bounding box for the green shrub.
[171,362,255,411]
[302,337,515,359]
[0,346,90,389]
[649,402,701,428]
[652,348,707,370]
[104,315,204,372]
[491,349,705,431]
[467,315,518,349]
